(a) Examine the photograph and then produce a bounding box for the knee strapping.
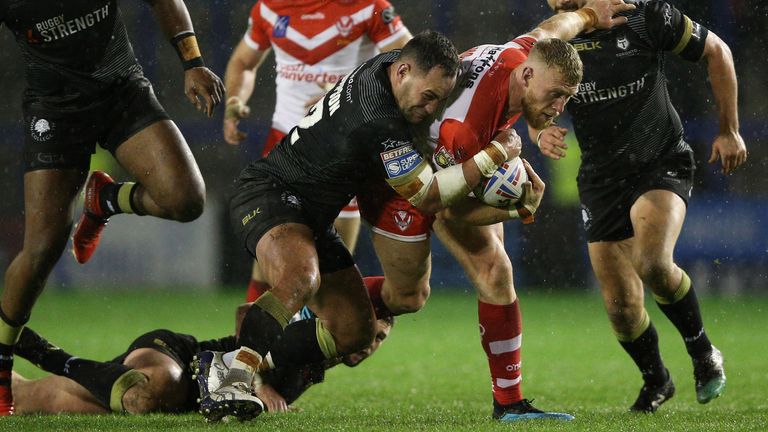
[110,369,149,412]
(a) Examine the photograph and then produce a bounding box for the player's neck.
[506,70,524,117]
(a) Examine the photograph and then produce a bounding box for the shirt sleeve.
[644,0,709,61]
[505,35,537,55]
[368,0,409,49]
[244,1,271,51]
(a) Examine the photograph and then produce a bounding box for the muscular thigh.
[629,189,686,263]
[433,220,514,304]
[372,232,431,296]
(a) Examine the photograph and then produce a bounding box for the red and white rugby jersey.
[245,0,409,134]
[428,36,536,170]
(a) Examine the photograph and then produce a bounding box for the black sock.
[238,303,286,357]
[98,182,120,217]
[14,327,74,375]
[268,319,332,368]
[14,327,144,410]
[656,287,712,358]
[619,323,668,387]
[0,305,27,374]
[65,359,142,410]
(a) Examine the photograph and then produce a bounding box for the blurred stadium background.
[0,0,766,295]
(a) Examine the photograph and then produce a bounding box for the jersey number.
[290,97,324,145]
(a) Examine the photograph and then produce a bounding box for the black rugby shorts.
[578,149,695,242]
[22,76,169,171]
[230,174,354,274]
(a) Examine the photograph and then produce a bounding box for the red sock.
[478,299,523,405]
[363,276,394,319]
[246,280,271,302]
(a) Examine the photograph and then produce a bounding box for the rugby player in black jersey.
[9,312,393,415]
[533,0,746,413]
[0,0,224,415]
[206,30,531,421]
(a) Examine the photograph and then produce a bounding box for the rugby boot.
[193,351,228,403]
[0,369,13,416]
[194,351,264,422]
[629,371,675,413]
[72,171,114,264]
[493,398,574,421]
[693,346,726,404]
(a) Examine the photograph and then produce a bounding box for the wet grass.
[7,288,767,431]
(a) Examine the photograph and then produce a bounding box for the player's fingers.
[708,147,719,164]
[240,105,251,118]
[522,159,543,186]
[611,16,629,26]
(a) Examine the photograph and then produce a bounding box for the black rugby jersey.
[566,0,708,181]
[0,0,143,113]
[239,50,428,225]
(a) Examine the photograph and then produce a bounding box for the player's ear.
[396,62,411,81]
[521,66,534,88]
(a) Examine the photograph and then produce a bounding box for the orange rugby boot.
[72,171,115,264]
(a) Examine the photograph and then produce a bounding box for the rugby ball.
[474,157,527,207]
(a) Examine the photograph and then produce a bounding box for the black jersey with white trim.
[240,50,426,225]
[566,0,708,181]
[0,0,143,113]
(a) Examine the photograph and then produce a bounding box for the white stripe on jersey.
[258,2,375,51]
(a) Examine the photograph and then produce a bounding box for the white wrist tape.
[406,163,436,207]
[434,164,471,207]
[473,141,507,178]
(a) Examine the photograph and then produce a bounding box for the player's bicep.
[645,2,708,61]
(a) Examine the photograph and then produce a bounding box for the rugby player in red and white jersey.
[222,0,412,302]
[357,0,635,421]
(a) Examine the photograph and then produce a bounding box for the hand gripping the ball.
[509,159,545,224]
[492,128,523,161]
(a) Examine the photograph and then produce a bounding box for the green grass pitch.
[5,289,768,431]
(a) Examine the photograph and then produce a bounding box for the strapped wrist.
[510,201,535,224]
[575,8,599,29]
[473,141,507,178]
[172,31,205,70]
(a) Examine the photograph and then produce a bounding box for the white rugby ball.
[474,157,527,207]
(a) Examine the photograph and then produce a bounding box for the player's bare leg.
[434,220,572,421]
[1,169,86,415]
[630,190,724,404]
[240,223,375,365]
[72,120,205,263]
[120,348,190,413]
[370,233,431,315]
[588,239,675,412]
[12,372,107,414]
[246,214,360,302]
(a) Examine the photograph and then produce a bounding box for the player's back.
[247,0,408,133]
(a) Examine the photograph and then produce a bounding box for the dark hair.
[398,30,459,77]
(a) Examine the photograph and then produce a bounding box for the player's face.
[342,319,393,367]
[521,67,578,130]
[395,65,456,124]
[548,0,584,13]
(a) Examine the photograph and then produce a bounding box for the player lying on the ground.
[10,312,393,414]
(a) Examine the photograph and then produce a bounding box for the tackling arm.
[527,0,635,42]
[392,130,521,214]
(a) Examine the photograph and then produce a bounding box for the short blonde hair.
[529,38,583,86]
